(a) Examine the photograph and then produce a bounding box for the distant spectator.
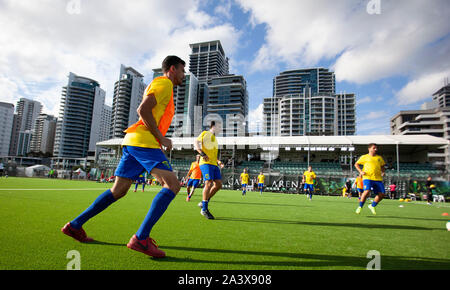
[389,183,396,199]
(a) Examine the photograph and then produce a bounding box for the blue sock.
[71,189,116,229]
[135,183,138,191]
[142,184,145,191]
[371,201,378,207]
[359,201,365,207]
[136,188,176,240]
[202,200,209,211]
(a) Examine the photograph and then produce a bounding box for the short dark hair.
[368,143,377,149]
[210,121,216,128]
[162,55,185,73]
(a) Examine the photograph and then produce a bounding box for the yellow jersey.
[188,162,202,180]
[197,130,218,166]
[303,171,316,185]
[356,154,385,181]
[122,77,173,148]
[355,176,364,189]
[240,173,249,184]
[257,174,265,184]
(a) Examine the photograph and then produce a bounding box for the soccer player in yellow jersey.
[257,171,265,195]
[240,168,249,196]
[185,155,202,202]
[302,166,316,201]
[195,121,224,219]
[61,56,186,258]
[352,173,364,200]
[355,143,386,215]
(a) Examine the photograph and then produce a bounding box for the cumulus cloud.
[247,103,264,133]
[236,0,450,86]
[0,0,242,114]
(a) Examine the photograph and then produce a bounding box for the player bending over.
[355,143,386,215]
[134,173,146,192]
[240,168,249,196]
[195,121,224,220]
[185,155,202,201]
[302,166,316,201]
[61,56,186,258]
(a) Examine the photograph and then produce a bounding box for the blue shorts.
[135,177,146,183]
[199,164,221,181]
[258,183,264,187]
[363,179,385,194]
[357,188,364,194]
[115,146,172,180]
[304,184,314,192]
[187,179,200,188]
[242,183,247,188]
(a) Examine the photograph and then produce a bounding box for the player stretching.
[61,56,186,258]
[257,171,265,195]
[185,155,202,201]
[355,143,386,215]
[302,166,316,201]
[195,121,224,219]
[240,168,249,196]
[134,173,146,192]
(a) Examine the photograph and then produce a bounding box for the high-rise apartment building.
[189,40,229,82]
[264,68,355,136]
[9,98,42,155]
[30,114,57,154]
[0,102,15,156]
[100,105,112,142]
[54,72,106,158]
[110,65,146,139]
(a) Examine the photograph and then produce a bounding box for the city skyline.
[1,0,449,136]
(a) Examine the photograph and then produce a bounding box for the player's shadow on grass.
[366,215,448,222]
[214,216,439,231]
[157,245,450,269]
[213,200,311,208]
[88,240,125,247]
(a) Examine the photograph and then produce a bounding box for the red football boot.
[61,222,94,243]
[126,235,166,258]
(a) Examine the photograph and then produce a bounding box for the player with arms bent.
[195,121,224,220]
[355,143,386,215]
[61,56,186,258]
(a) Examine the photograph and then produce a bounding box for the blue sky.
[0,0,449,135]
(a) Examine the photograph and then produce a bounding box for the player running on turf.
[353,173,364,200]
[61,56,186,258]
[185,155,202,201]
[240,168,249,196]
[134,173,146,192]
[257,171,265,195]
[355,143,386,215]
[302,166,316,201]
[195,121,224,219]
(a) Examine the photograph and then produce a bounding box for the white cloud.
[358,110,389,122]
[0,0,242,114]
[247,103,264,133]
[395,69,450,105]
[236,0,450,84]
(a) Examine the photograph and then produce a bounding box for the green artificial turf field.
[0,177,449,270]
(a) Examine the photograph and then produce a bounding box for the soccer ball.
[447,222,450,231]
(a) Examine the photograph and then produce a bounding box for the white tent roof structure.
[97,135,448,149]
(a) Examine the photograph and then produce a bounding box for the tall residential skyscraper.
[189,40,229,82]
[188,40,248,136]
[0,102,15,156]
[30,114,57,154]
[100,104,112,142]
[54,72,106,158]
[206,74,248,136]
[264,68,355,136]
[9,98,42,156]
[110,65,146,139]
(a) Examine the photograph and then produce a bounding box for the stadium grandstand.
[96,135,449,197]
